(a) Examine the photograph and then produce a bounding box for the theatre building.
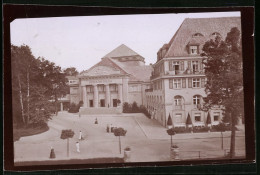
[146,17,241,127]
[68,44,152,114]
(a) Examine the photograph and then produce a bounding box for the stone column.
[122,77,129,103]
[93,84,99,107]
[105,84,110,107]
[60,102,63,111]
[118,84,123,106]
[83,86,88,107]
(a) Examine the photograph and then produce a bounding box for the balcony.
[166,69,204,76]
[145,88,153,92]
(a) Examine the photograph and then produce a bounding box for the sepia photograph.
[5,6,254,170]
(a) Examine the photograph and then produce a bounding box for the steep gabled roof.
[163,17,241,58]
[103,44,141,58]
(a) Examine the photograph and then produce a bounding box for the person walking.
[76,142,80,153]
[79,130,83,140]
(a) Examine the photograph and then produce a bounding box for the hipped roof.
[162,17,241,58]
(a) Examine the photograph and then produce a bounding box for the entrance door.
[89,100,93,107]
[113,99,117,107]
[100,99,105,107]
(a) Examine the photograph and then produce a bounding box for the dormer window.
[211,32,222,40]
[192,33,203,37]
[211,32,220,36]
[190,45,198,54]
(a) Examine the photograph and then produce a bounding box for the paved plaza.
[14,112,246,164]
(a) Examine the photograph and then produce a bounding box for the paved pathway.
[14,112,246,163]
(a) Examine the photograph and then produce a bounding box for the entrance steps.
[79,107,123,115]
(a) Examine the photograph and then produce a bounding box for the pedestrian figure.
[49,146,56,159]
[76,142,80,153]
[110,124,113,132]
[79,130,83,140]
[107,124,110,133]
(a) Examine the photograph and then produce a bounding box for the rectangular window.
[98,85,105,92]
[194,113,201,122]
[173,61,180,74]
[182,78,186,88]
[169,79,173,89]
[87,86,93,93]
[213,112,220,121]
[190,46,198,54]
[174,79,181,89]
[110,84,118,92]
[192,61,199,72]
[192,78,200,88]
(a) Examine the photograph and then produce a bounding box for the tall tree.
[201,27,243,158]
[11,45,38,125]
[11,45,69,126]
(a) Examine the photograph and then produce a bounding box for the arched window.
[174,95,184,110]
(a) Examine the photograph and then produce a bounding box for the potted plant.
[60,129,75,157]
[124,146,131,162]
[167,114,173,129]
[206,112,212,130]
[186,113,193,133]
[113,127,127,154]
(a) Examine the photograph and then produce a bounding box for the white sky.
[11,12,240,72]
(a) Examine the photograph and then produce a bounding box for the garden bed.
[13,123,49,141]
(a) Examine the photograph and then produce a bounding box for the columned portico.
[82,86,88,107]
[93,84,98,107]
[118,84,123,105]
[105,84,110,107]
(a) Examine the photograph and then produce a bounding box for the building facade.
[67,17,241,127]
[146,17,241,127]
[68,44,152,114]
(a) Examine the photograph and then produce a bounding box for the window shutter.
[201,78,205,88]
[188,61,191,70]
[182,78,186,88]
[197,45,200,54]
[199,61,203,71]
[180,61,184,71]
[169,79,173,89]
[169,61,172,71]
[188,78,192,88]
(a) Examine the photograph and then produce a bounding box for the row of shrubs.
[123,102,151,118]
[68,101,83,113]
[172,124,232,134]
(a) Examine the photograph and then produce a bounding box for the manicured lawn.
[13,123,49,141]
[15,157,124,166]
